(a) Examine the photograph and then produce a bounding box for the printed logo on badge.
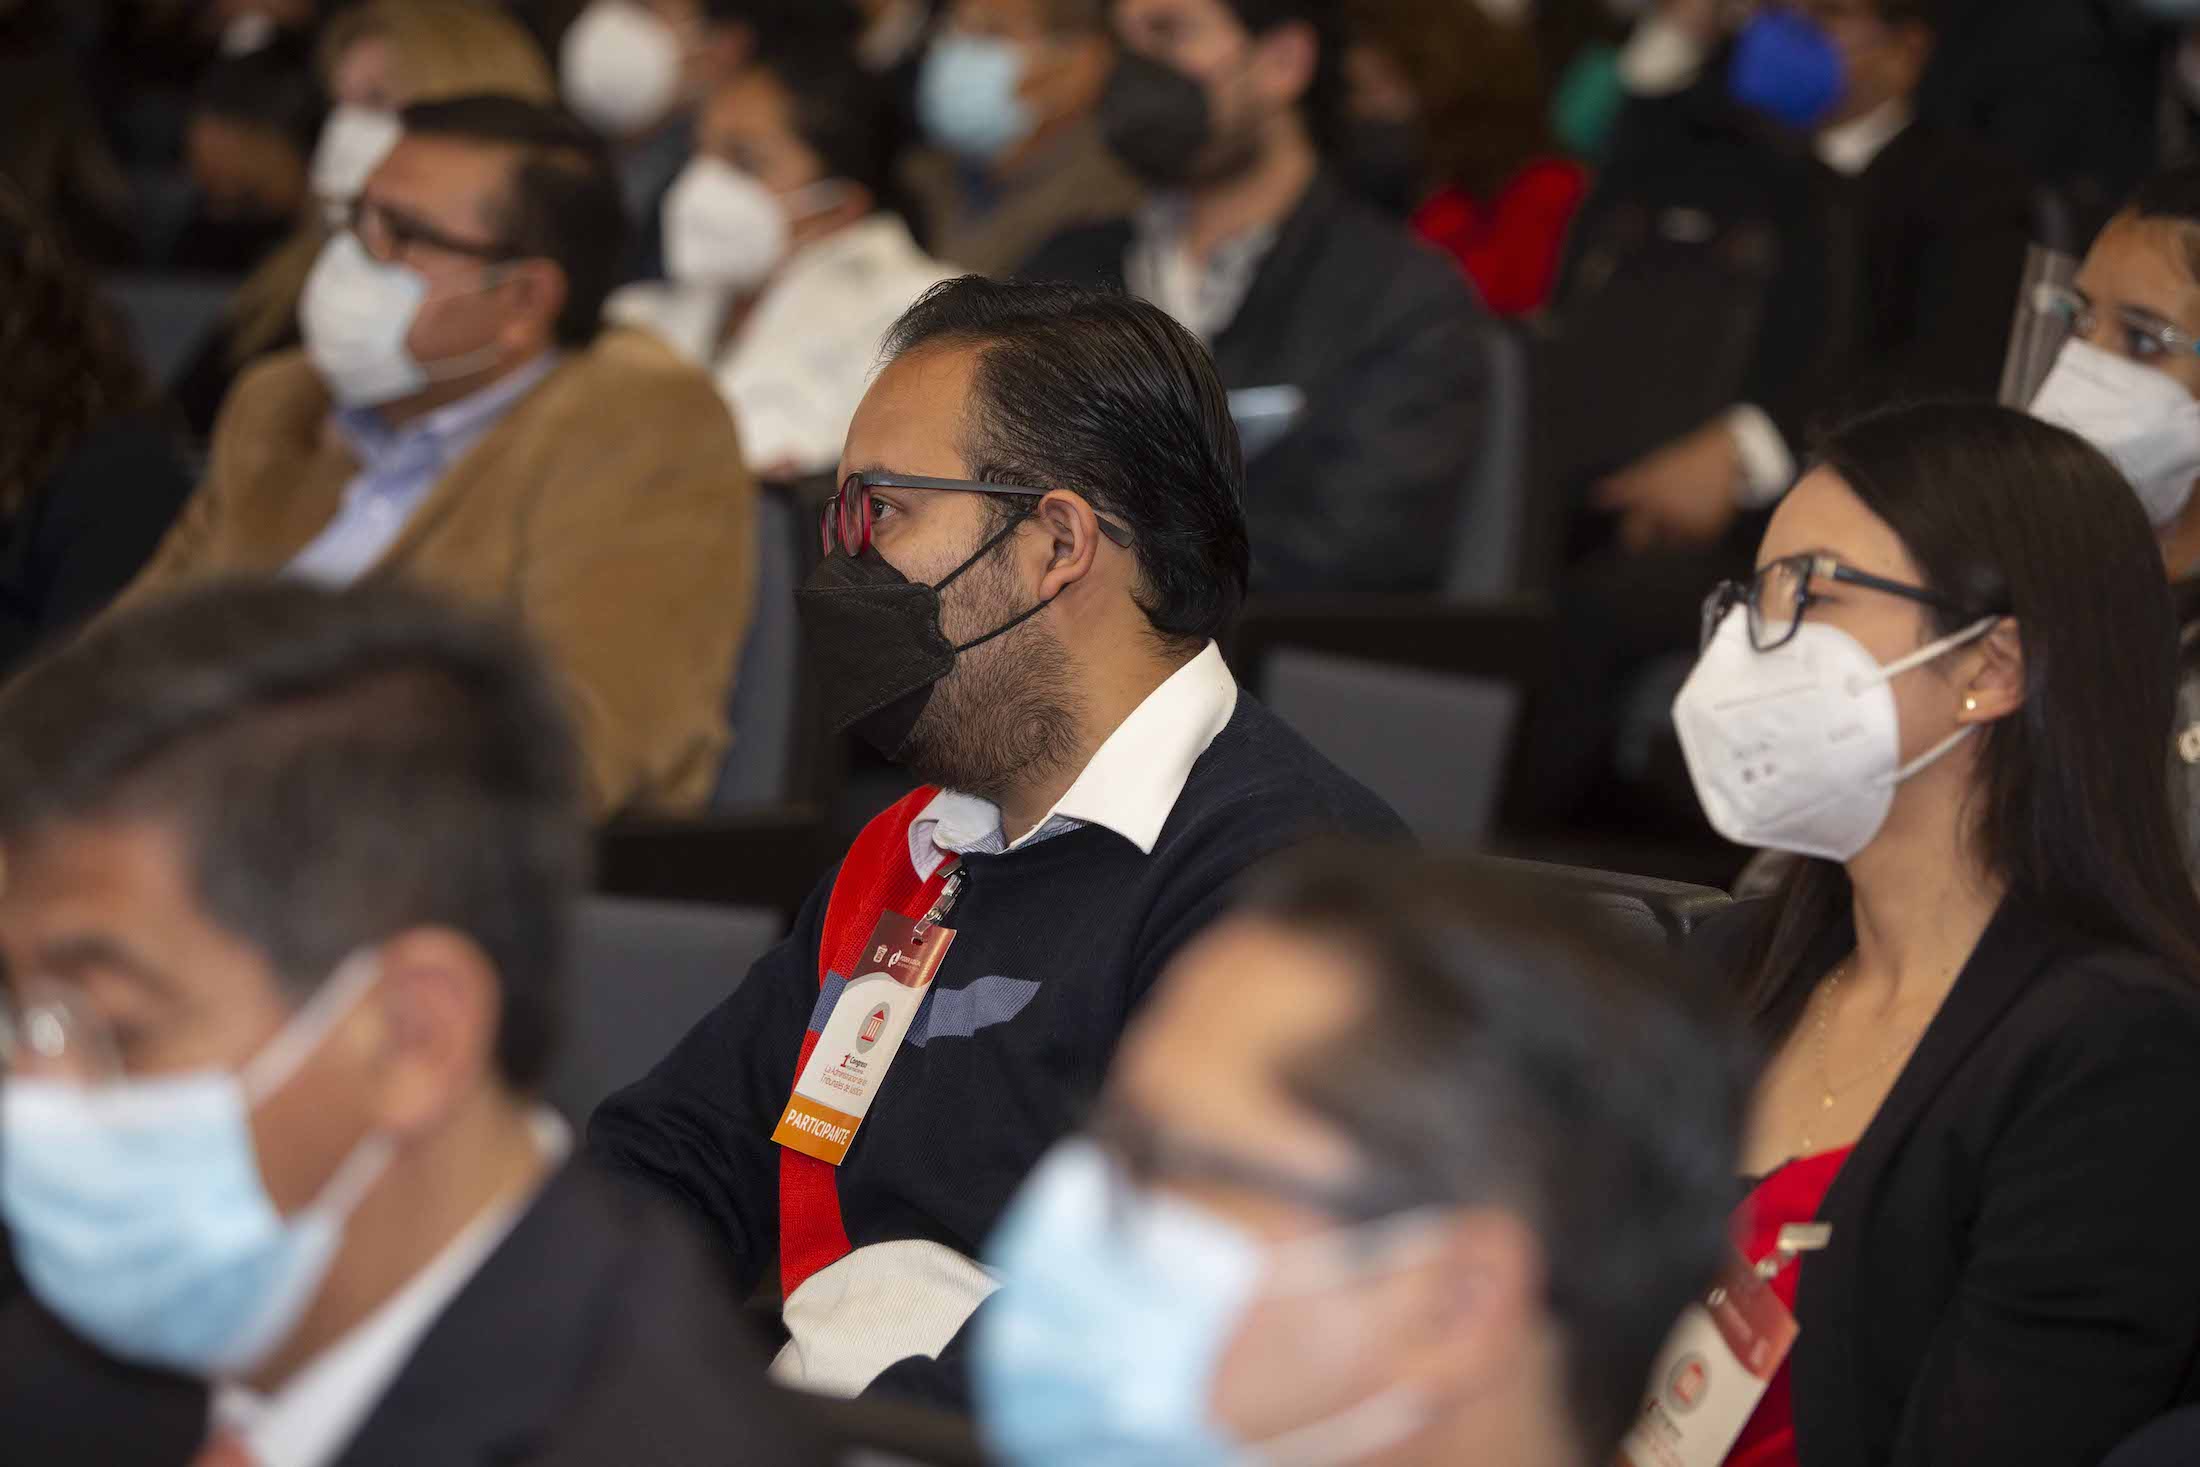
[1666,1356,1709,1414]
[856,1004,891,1052]
[773,908,957,1167]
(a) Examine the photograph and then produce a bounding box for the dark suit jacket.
[1699,900,2200,1467]
[0,1162,818,1467]
[1019,174,1494,594]
[1823,120,2035,432]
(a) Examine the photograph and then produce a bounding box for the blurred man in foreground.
[0,581,812,1466]
[978,852,1749,1466]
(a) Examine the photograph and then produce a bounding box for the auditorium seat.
[1447,320,1531,598]
[549,894,782,1120]
[2102,1408,2200,1467]
[716,485,803,811]
[787,1395,989,1467]
[1473,856,1732,952]
[99,273,239,387]
[1228,597,1553,851]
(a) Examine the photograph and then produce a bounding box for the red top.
[1409,158,1590,318]
[1726,1147,1853,1467]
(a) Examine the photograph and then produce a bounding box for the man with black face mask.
[588,275,1408,1410]
[1019,0,1495,593]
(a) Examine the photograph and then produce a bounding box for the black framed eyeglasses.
[1086,1104,1425,1227]
[344,195,521,266]
[823,470,1136,558]
[1702,553,1980,653]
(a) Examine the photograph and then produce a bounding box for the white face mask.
[561,0,684,139]
[2031,338,2200,528]
[1673,608,1998,863]
[0,955,395,1378]
[299,232,505,408]
[661,157,848,293]
[310,106,403,220]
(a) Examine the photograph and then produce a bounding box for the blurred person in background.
[174,0,556,439]
[1593,0,2033,551]
[1675,402,2200,1465]
[902,0,1143,276]
[590,276,1406,1409]
[0,186,192,678]
[558,0,863,280]
[975,851,1748,1467]
[1023,0,1494,592]
[0,0,136,266]
[116,97,754,821]
[1519,0,2033,831]
[610,43,953,480]
[171,39,327,275]
[0,580,817,1467]
[1338,0,1588,318]
[2027,162,2200,873]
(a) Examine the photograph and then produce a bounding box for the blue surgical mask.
[1727,9,1846,132]
[0,955,395,1377]
[975,1140,1439,1467]
[919,32,1037,163]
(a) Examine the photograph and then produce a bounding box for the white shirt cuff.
[1727,405,1797,508]
[1619,15,1711,97]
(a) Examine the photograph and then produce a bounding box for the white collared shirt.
[208,1113,572,1467]
[609,213,956,478]
[285,354,561,588]
[906,641,1240,880]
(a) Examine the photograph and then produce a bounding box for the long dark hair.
[0,183,153,521]
[1741,401,2200,1043]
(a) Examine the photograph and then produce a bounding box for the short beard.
[899,556,1080,807]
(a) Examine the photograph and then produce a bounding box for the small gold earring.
[1964,695,1980,713]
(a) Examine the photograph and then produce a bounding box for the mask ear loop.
[1857,615,2004,790]
[933,505,1062,654]
[240,951,384,1107]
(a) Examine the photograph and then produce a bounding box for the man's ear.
[1380,1209,1545,1405]
[1248,20,1319,111]
[362,926,504,1137]
[496,259,569,355]
[1957,619,2026,727]
[1033,489,1105,603]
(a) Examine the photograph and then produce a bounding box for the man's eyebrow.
[30,934,181,1001]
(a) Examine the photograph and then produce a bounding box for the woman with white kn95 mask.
[2027,162,2200,871]
[606,46,953,481]
[1666,400,2200,1467]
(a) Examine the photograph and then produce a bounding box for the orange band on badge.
[773,1092,865,1166]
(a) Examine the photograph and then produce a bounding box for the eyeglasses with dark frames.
[1702,553,1981,653]
[822,470,1137,558]
[344,195,522,266]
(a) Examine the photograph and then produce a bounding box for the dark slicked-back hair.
[0,579,588,1091]
[883,276,1250,648]
[398,94,625,347]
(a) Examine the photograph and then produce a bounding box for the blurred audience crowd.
[11,0,2200,1463]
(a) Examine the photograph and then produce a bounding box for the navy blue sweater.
[586,695,1405,1375]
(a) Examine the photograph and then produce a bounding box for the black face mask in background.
[794,517,1049,761]
[1336,119,1431,220]
[1099,51,1220,187]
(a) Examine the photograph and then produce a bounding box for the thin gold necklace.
[1798,959,1928,1152]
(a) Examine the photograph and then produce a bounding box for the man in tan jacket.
[117,96,755,818]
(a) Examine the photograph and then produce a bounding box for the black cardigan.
[1698,900,2200,1466]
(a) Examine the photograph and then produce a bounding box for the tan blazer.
[116,327,756,818]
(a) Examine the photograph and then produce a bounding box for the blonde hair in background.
[226,0,555,364]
